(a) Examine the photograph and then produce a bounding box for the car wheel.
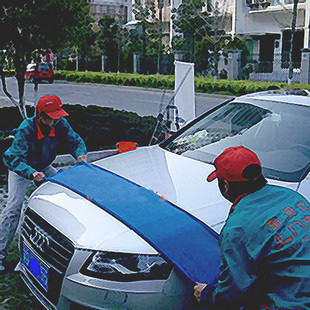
[49,78,54,84]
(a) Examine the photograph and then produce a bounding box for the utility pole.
[288,0,299,86]
[304,0,310,48]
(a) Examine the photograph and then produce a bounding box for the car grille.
[21,207,75,305]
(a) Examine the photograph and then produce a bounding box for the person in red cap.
[0,95,87,272]
[194,146,310,310]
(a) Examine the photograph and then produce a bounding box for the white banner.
[174,61,195,124]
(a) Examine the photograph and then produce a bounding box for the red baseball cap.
[36,95,69,119]
[207,146,262,182]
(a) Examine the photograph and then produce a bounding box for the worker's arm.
[3,125,37,179]
[198,228,258,309]
[60,118,87,161]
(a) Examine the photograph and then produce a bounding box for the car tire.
[49,78,54,84]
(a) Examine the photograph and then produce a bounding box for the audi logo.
[29,227,50,252]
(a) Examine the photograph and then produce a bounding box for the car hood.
[95,145,232,232]
[28,145,301,254]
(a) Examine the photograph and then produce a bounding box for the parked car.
[24,62,54,83]
[16,90,310,309]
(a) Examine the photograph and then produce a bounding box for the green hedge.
[54,70,310,96]
[2,69,15,77]
[54,71,176,90]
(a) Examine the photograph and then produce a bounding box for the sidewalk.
[0,96,34,108]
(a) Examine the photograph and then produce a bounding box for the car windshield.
[38,63,52,69]
[164,99,310,182]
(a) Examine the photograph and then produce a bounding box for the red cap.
[207,146,262,182]
[36,95,69,119]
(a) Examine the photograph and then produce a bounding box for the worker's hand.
[77,155,87,163]
[194,283,208,302]
[32,172,45,182]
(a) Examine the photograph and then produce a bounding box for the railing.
[245,53,302,82]
[246,0,306,10]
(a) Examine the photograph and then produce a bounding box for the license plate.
[22,243,49,291]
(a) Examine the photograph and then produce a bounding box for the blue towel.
[48,162,221,284]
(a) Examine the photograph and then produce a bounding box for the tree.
[132,2,156,56]
[95,14,131,73]
[172,0,239,76]
[172,0,213,62]
[145,19,166,74]
[0,0,92,118]
[92,3,166,74]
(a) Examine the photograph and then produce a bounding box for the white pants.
[0,166,57,256]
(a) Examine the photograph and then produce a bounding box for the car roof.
[236,90,310,107]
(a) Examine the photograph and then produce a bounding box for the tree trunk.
[13,57,27,119]
[0,66,13,99]
[1,63,27,119]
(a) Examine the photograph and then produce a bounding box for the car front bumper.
[17,246,198,310]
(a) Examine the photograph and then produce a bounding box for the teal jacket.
[200,184,310,310]
[3,116,87,179]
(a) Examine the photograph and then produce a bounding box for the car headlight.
[80,251,173,281]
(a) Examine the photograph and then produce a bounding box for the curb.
[54,80,234,99]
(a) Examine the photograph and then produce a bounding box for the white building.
[208,0,310,81]
[236,1,309,67]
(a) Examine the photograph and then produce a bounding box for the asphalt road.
[0,77,233,117]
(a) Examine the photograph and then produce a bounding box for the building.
[88,0,132,23]
[208,0,310,82]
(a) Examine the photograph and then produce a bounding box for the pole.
[101,55,105,72]
[117,47,120,75]
[288,0,299,85]
[304,0,310,49]
[76,54,79,71]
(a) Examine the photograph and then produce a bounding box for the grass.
[0,239,43,310]
[0,184,43,309]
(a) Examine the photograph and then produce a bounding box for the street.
[0,77,233,117]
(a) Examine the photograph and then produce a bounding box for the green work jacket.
[200,184,310,310]
[3,116,87,179]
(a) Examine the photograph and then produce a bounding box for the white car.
[16,90,310,310]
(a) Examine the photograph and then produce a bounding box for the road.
[0,77,233,117]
